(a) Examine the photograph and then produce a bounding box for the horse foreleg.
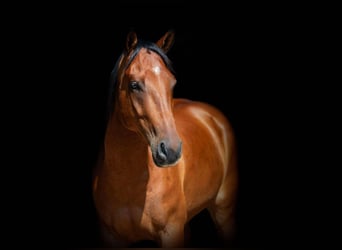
[208,174,238,246]
[184,222,192,247]
[98,221,129,247]
[209,204,236,246]
[158,223,185,247]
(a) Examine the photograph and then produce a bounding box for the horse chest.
[110,205,156,240]
[101,170,183,240]
[112,191,174,231]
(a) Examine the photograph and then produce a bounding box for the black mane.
[106,40,175,120]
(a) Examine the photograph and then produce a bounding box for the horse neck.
[104,108,149,169]
[106,107,142,143]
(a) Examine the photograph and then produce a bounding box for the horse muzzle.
[153,140,182,167]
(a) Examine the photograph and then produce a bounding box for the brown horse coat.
[92,30,238,247]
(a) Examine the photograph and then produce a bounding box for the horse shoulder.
[173,98,237,213]
[173,98,235,145]
[173,97,237,179]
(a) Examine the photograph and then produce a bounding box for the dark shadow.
[129,240,159,247]
[188,209,223,247]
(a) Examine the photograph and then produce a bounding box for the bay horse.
[92,30,238,247]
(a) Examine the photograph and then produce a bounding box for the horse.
[92,30,238,247]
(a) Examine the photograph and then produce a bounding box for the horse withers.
[92,30,238,247]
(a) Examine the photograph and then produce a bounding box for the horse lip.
[153,153,181,168]
[154,160,178,168]
[153,155,170,167]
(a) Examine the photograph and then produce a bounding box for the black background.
[5,1,333,248]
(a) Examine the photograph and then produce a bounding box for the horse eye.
[129,81,142,92]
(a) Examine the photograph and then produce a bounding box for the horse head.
[113,31,182,167]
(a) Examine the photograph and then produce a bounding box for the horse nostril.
[160,141,167,156]
[156,141,168,161]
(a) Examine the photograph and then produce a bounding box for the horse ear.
[126,31,138,52]
[156,30,175,53]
